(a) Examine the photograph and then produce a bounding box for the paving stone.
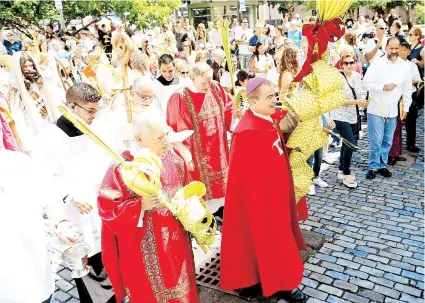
[359,265,385,277]
[305,264,326,274]
[326,296,350,303]
[389,260,415,271]
[322,262,344,273]
[55,279,74,292]
[325,271,349,281]
[315,253,337,263]
[303,287,329,301]
[402,256,425,266]
[388,248,413,258]
[399,293,424,303]
[53,291,71,302]
[401,270,424,281]
[332,252,354,261]
[394,283,422,297]
[358,289,385,302]
[333,280,358,292]
[383,273,409,284]
[302,277,319,289]
[373,285,401,299]
[342,292,369,303]
[353,256,377,268]
[376,263,402,275]
[344,268,369,279]
[306,298,327,303]
[336,259,361,270]
[369,276,395,288]
[349,277,374,290]
[310,273,333,284]
[367,254,389,264]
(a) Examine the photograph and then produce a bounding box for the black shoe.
[377,168,392,178]
[366,170,376,179]
[407,146,420,153]
[397,156,407,162]
[278,288,307,303]
[238,283,263,298]
[388,157,397,166]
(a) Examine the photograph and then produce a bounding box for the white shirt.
[364,37,388,65]
[406,59,421,93]
[0,150,63,303]
[235,27,253,55]
[363,56,413,118]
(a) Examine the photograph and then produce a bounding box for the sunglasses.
[181,71,189,75]
[343,61,355,66]
[379,27,386,30]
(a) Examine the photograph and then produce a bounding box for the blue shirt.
[288,30,302,48]
[249,35,268,47]
[4,40,22,55]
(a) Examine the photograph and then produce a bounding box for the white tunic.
[0,150,62,303]
[31,124,113,257]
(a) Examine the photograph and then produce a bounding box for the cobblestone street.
[52,113,424,303]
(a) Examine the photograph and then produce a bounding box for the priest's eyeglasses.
[72,103,100,115]
[133,91,156,101]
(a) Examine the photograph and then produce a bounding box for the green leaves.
[1,0,181,33]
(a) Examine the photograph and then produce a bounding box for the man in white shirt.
[80,31,94,51]
[364,20,388,65]
[363,37,413,179]
[235,18,253,71]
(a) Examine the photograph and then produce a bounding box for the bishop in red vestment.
[166,62,234,214]
[98,117,198,303]
[220,78,307,302]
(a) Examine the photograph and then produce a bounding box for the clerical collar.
[251,109,273,123]
[57,115,83,137]
[157,75,180,86]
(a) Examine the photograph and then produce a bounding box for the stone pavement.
[52,113,424,303]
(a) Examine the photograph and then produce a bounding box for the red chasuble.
[220,109,307,296]
[166,81,233,204]
[98,149,198,303]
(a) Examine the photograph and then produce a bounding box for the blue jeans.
[307,147,323,178]
[367,113,397,170]
[335,121,357,175]
[239,54,251,71]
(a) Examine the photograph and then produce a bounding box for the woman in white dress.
[249,42,275,78]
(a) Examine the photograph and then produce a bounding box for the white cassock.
[31,123,113,257]
[0,149,63,303]
[153,78,184,118]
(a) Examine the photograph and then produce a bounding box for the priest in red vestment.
[98,116,198,303]
[220,78,307,303]
[166,62,236,215]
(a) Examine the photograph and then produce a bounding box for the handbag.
[340,71,361,136]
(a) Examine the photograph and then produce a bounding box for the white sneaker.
[323,155,337,164]
[308,184,316,195]
[342,174,358,188]
[313,177,329,188]
[359,131,364,140]
[321,163,330,171]
[338,171,344,180]
[328,152,340,159]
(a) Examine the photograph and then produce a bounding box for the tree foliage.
[0,0,181,34]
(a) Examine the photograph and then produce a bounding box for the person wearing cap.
[3,30,22,55]
[287,20,302,48]
[364,20,388,65]
[220,77,307,303]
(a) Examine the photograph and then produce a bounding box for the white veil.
[10,52,61,137]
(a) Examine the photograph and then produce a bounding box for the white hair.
[132,77,155,92]
[132,113,171,136]
[212,48,225,60]
[191,62,213,79]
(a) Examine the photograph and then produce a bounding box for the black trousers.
[335,121,357,175]
[405,103,419,148]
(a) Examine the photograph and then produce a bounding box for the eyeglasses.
[343,61,355,66]
[72,103,100,115]
[133,91,156,101]
[378,27,386,30]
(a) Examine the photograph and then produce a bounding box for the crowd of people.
[0,8,423,303]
